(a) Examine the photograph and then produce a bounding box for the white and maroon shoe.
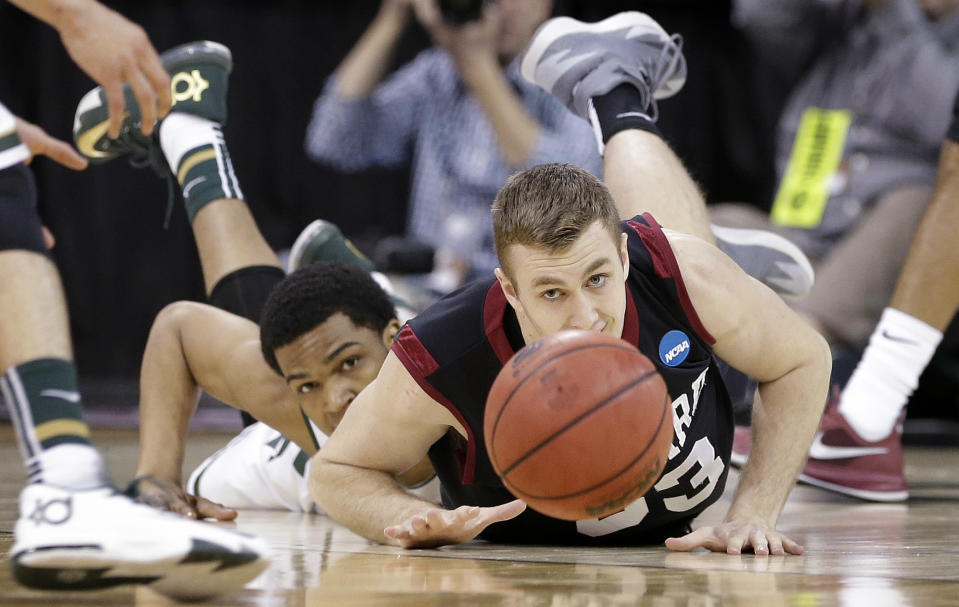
[798,394,908,502]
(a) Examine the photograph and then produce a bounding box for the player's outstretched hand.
[384,499,526,548]
[15,117,88,170]
[665,522,803,556]
[126,475,238,522]
[55,1,171,138]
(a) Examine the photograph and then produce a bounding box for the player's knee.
[0,164,47,254]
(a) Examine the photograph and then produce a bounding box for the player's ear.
[495,267,519,306]
[382,318,402,347]
[619,233,629,275]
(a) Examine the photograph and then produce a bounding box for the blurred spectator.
[305,0,601,291]
[712,0,959,351]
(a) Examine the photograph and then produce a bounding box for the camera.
[437,0,486,24]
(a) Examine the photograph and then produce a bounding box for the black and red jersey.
[391,214,734,545]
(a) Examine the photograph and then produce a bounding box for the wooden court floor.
[1,424,958,606]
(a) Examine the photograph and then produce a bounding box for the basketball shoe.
[73,40,232,169]
[519,11,686,121]
[725,390,907,501]
[288,219,374,273]
[711,225,815,298]
[11,483,270,599]
[798,397,908,502]
[288,219,419,321]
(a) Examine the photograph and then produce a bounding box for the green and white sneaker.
[73,40,232,166]
[288,219,375,273]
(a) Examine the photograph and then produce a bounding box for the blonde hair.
[492,163,621,278]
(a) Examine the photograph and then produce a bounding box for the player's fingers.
[41,135,89,171]
[426,509,450,530]
[127,67,157,136]
[664,527,714,552]
[138,48,171,118]
[781,535,804,555]
[749,530,769,556]
[169,498,198,519]
[768,535,785,556]
[484,499,526,524]
[409,515,429,534]
[41,226,55,250]
[725,531,748,555]
[196,497,238,521]
[103,80,126,139]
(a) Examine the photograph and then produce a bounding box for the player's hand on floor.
[126,474,238,521]
[14,117,88,170]
[665,522,803,555]
[384,499,526,548]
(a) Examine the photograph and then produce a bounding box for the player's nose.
[325,384,355,414]
[567,293,599,330]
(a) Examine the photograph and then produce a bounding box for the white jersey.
[188,421,439,512]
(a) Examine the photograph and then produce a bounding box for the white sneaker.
[11,484,270,600]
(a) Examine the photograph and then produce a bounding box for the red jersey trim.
[626,214,715,346]
[483,281,516,366]
[391,325,477,483]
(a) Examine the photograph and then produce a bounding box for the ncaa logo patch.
[659,330,691,367]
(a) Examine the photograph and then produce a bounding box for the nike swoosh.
[808,432,887,460]
[75,111,128,159]
[39,389,81,403]
[881,329,918,345]
[616,111,653,120]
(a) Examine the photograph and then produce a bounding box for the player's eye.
[341,356,359,372]
[586,274,608,288]
[542,288,562,300]
[297,382,317,394]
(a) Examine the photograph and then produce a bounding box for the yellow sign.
[770,108,851,228]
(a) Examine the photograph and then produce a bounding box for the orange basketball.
[484,330,673,521]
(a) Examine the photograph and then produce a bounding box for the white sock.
[35,444,107,490]
[839,307,942,441]
[159,112,243,221]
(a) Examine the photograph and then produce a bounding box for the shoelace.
[642,33,686,122]
[127,138,177,229]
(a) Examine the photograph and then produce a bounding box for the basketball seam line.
[489,342,642,461]
[499,368,660,479]
[504,387,670,501]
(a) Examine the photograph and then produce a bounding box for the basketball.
[484,330,673,521]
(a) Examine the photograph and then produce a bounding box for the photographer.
[305,0,601,290]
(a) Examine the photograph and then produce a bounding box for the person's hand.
[55,1,171,138]
[665,521,803,555]
[15,117,88,170]
[126,475,238,521]
[384,499,526,548]
[410,0,499,65]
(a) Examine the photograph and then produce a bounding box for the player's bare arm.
[135,302,308,518]
[663,231,831,555]
[311,352,525,547]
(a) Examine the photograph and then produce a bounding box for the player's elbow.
[149,301,205,342]
[308,452,346,515]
